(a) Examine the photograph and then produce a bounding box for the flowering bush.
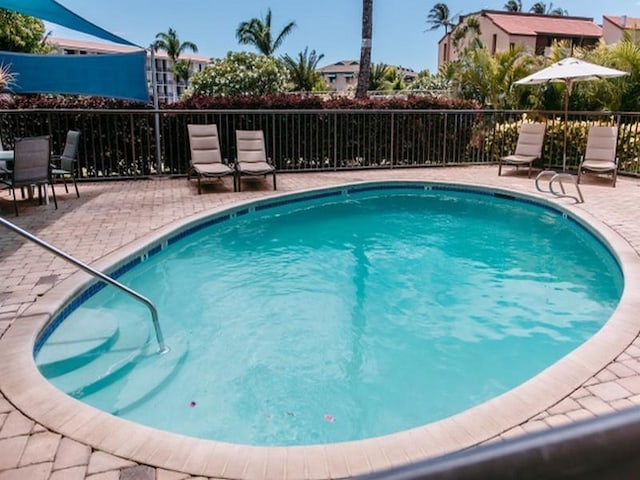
[185,52,289,97]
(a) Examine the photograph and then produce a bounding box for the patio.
[1,165,640,480]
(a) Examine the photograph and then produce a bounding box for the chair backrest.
[187,124,222,165]
[236,130,267,164]
[514,123,546,158]
[60,130,81,171]
[13,136,51,185]
[585,125,618,162]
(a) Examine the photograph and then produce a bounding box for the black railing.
[360,406,640,480]
[1,109,639,179]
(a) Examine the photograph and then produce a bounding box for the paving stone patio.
[0,166,639,479]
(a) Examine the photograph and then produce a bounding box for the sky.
[47,0,640,73]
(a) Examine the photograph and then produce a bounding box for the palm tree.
[426,3,453,33]
[236,8,296,56]
[449,45,536,108]
[173,59,192,97]
[503,0,522,12]
[529,2,568,15]
[368,63,391,91]
[282,47,325,91]
[355,0,373,99]
[154,28,198,101]
[452,15,482,52]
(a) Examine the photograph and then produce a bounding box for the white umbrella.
[514,57,628,171]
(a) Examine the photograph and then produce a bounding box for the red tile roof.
[604,15,640,30]
[483,11,602,37]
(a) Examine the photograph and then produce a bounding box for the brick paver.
[0,167,640,479]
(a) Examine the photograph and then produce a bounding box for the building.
[47,37,210,103]
[602,15,640,44]
[438,11,602,66]
[318,60,418,93]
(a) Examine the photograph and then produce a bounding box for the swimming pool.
[34,183,622,447]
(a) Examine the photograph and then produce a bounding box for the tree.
[154,28,198,101]
[355,0,373,99]
[452,15,482,52]
[282,47,325,92]
[154,28,198,65]
[426,3,453,33]
[368,63,391,91]
[447,45,536,108]
[173,59,192,86]
[503,0,523,12]
[529,2,568,16]
[185,51,289,97]
[0,9,49,53]
[236,8,296,57]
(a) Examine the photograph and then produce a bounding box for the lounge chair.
[51,130,81,198]
[498,122,546,178]
[577,126,619,187]
[0,136,57,216]
[235,130,276,191]
[187,124,236,194]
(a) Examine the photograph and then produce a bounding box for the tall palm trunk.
[355,0,373,99]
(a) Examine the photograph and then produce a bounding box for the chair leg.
[613,169,617,188]
[577,170,582,184]
[11,187,18,216]
[50,182,57,210]
[72,176,79,198]
[498,160,502,176]
[62,175,69,193]
[237,173,242,192]
[273,171,277,190]
[528,164,532,179]
[197,174,202,195]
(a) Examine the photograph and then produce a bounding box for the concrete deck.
[1,166,640,480]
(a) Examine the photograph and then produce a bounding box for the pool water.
[39,188,623,446]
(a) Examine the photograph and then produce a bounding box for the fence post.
[390,112,395,169]
[333,112,338,171]
[442,112,448,166]
[129,113,137,177]
[150,46,162,175]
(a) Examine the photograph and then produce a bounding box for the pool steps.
[35,311,188,414]
[36,310,119,377]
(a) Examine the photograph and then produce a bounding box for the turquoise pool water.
[38,186,623,446]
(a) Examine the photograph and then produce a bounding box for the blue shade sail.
[0,0,137,46]
[0,51,149,102]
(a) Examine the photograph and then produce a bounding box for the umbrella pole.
[562,81,572,173]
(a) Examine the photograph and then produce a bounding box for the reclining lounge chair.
[187,124,236,194]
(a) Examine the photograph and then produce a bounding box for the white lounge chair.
[498,123,546,178]
[577,126,619,187]
[187,124,236,194]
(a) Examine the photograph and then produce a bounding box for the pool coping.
[1,179,639,479]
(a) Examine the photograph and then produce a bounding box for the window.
[491,34,497,54]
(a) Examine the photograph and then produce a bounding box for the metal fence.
[1,108,639,180]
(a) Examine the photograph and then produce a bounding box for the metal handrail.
[535,170,584,204]
[0,216,169,354]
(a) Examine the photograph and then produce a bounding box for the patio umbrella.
[514,57,628,171]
